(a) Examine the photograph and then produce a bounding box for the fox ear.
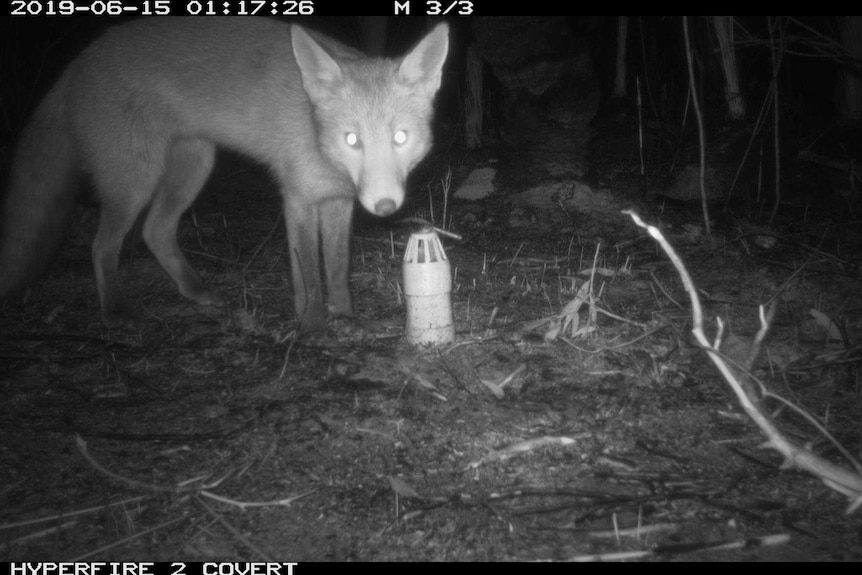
[292,25,343,97]
[398,23,449,98]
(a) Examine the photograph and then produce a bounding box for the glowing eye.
[393,130,407,145]
[346,133,359,147]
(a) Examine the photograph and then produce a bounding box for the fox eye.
[393,130,407,146]
[345,132,360,148]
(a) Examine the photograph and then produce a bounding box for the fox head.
[292,23,449,217]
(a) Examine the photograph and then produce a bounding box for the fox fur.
[0,18,449,337]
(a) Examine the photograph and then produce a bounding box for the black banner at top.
[5,0,537,18]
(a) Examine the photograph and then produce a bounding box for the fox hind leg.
[142,138,224,308]
[91,152,162,328]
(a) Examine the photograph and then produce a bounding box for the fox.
[0,17,449,339]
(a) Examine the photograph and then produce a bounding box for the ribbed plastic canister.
[403,228,454,345]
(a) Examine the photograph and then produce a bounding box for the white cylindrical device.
[403,228,454,345]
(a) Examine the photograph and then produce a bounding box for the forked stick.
[626,210,862,514]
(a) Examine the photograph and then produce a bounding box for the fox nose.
[374,199,396,217]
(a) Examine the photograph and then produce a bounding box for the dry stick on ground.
[71,516,189,561]
[625,211,862,514]
[0,495,148,533]
[77,435,316,510]
[0,520,78,552]
[196,496,277,562]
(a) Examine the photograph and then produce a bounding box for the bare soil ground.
[2,115,862,562]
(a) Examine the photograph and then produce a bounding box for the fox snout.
[357,185,402,217]
[355,150,407,217]
[373,198,397,217]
